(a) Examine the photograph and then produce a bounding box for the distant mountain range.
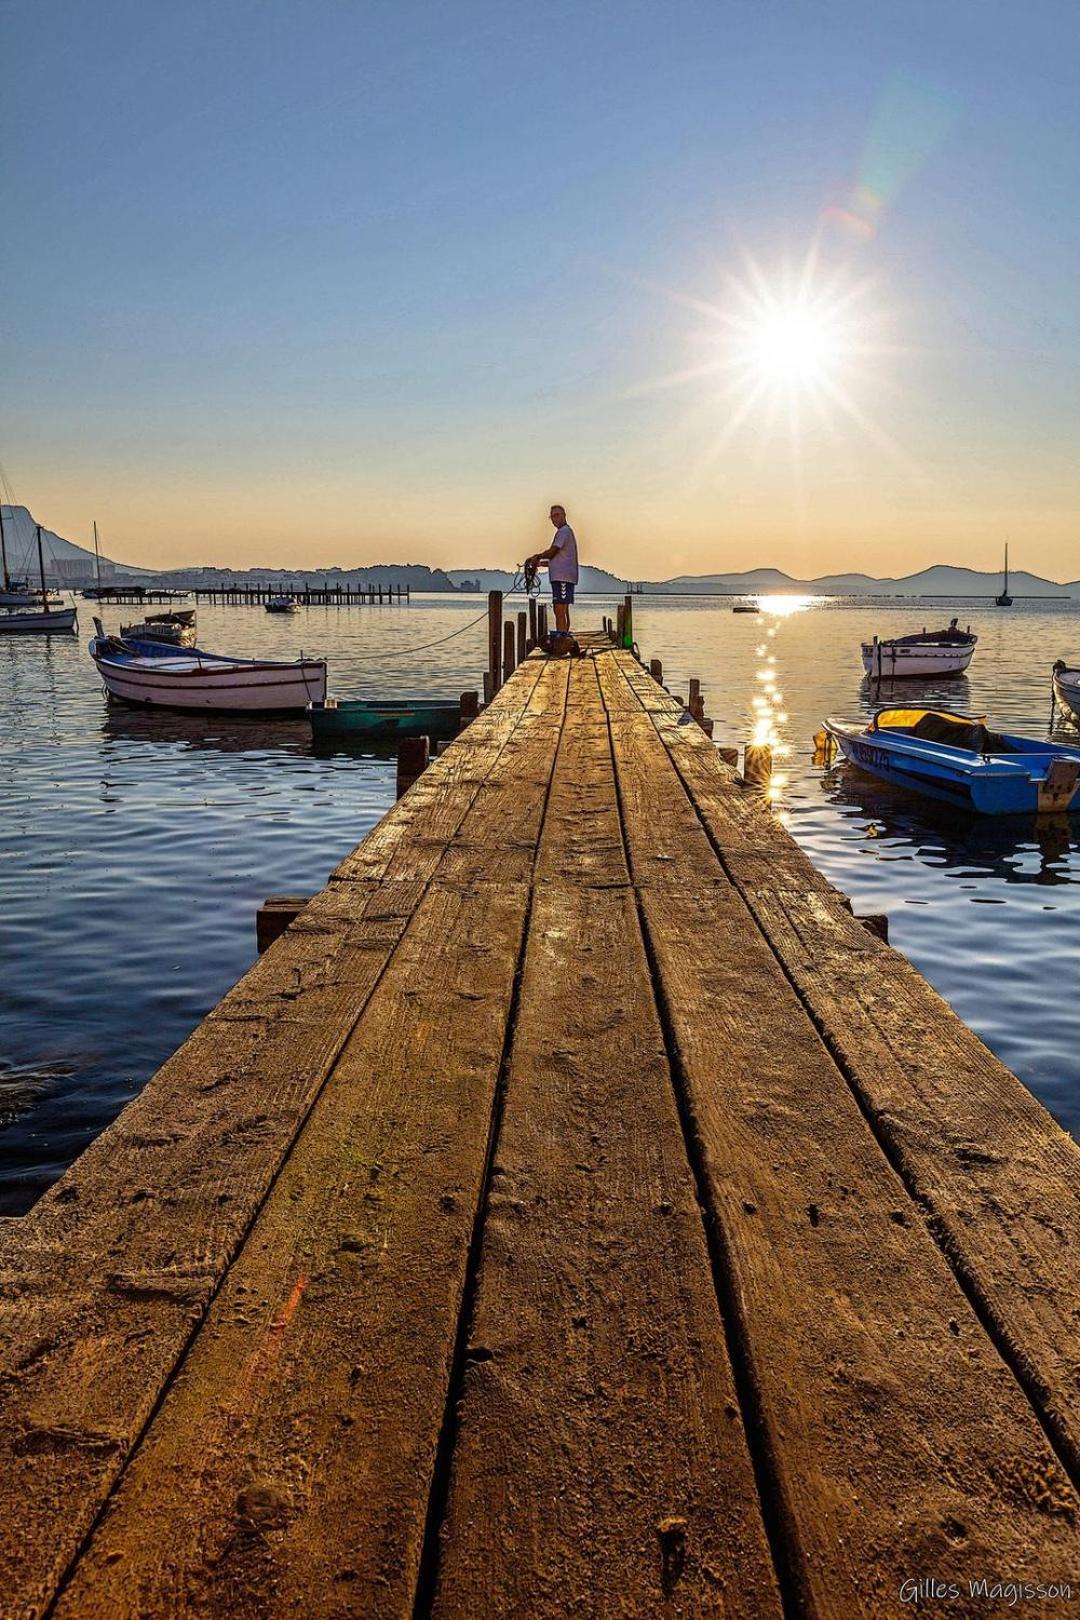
[452,562,1078,597]
[6,507,1077,597]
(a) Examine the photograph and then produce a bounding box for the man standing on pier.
[528,504,579,635]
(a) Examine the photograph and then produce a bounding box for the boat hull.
[91,649,327,712]
[0,606,78,634]
[1053,669,1080,726]
[861,641,975,678]
[310,699,461,740]
[826,719,1080,816]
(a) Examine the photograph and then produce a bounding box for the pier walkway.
[2,643,1078,1616]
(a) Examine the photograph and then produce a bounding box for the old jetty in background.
[1,628,1078,1616]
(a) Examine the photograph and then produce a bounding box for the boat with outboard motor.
[266,595,299,614]
[1052,662,1080,728]
[861,623,976,679]
[89,619,326,712]
[823,707,1080,816]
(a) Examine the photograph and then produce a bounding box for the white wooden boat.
[89,621,326,712]
[1052,662,1080,727]
[862,626,976,679]
[0,604,78,634]
[266,595,299,614]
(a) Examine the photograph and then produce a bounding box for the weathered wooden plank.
[630,651,1080,1481]
[49,663,571,1619]
[333,656,547,883]
[432,659,781,1617]
[0,660,561,1620]
[600,654,1080,1612]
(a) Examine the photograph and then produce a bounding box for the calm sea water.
[1,592,1077,1213]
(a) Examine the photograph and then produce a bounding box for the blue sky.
[2,0,1078,577]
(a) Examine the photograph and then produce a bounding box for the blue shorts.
[550,580,576,604]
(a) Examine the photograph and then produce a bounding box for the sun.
[738,301,848,391]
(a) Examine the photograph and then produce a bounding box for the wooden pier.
[191,581,411,606]
[2,636,1078,1617]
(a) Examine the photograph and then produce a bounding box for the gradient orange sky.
[4,3,1078,583]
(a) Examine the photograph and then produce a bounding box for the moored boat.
[119,609,197,647]
[89,620,326,713]
[266,595,299,614]
[995,541,1012,607]
[862,623,976,679]
[732,601,760,613]
[823,707,1080,816]
[310,697,463,741]
[0,604,78,634]
[1052,662,1080,727]
[0,522,77,634]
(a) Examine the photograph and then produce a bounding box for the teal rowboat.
[309,698,462,741]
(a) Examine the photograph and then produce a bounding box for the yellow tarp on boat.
[871,708,985,733]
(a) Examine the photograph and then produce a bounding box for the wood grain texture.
[601,652,1080,1615]
[635,652,1080,1482]
[0,659,560,1620]
[432,659,781,1618]
[49,660,571,1619]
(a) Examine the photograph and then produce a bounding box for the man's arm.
[527,543,558,568]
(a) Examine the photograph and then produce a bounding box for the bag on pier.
[543,630,583,659]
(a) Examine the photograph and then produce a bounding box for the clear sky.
[2,0,1078,580]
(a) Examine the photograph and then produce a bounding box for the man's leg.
[553,601,570,633]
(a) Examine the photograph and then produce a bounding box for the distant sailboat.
[0,523,77,634]
[995,542,1013,607]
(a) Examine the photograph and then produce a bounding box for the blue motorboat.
[824,708,1080,816]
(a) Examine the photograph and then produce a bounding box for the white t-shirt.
[549,524,579,584]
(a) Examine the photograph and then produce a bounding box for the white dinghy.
[862,623,977,679]
[89,620,326,713]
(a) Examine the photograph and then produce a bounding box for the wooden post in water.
[623,594,634,649]
[397,736,430,799]
[650,657,663,683]
[616,604,625,645]
[743,743,772,791]
[528,596,537,650]
[488,590,503,695]
[537,603,548,643]
[483,671,494,706]
[503,621,516,683]
[459,690,479,728]
[717,745,739,768]
[516,611,527,664]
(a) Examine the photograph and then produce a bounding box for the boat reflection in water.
[101,706,312,758]
[817,764,1076,889]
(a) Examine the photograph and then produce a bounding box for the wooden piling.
[256,895,312,953]
[488,590,503,695]
[528,596,537,649]
[396,735,430,798]
[743,742,773,790]
[503,621,516,683]
[537,603,548,643]
[516,611,527,665]
[649,657,663,683]
[459,690,479,728]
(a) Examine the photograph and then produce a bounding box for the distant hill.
[0,505,149,585]
[644,563,1075,598]
[447,565,629,593]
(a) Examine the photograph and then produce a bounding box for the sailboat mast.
[1003,541,1009,594]
[0,502,9,594]
[93,520,101,589]
[36,524,50,615]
